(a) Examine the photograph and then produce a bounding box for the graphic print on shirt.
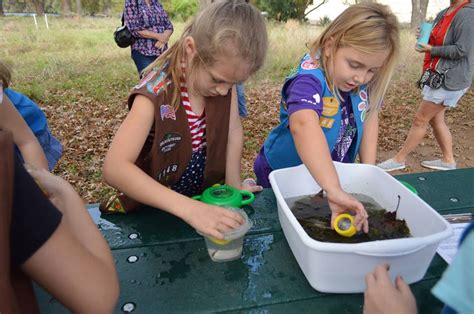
[300,93,322,106]
[157,164,179,181]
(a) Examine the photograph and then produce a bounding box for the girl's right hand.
[184,202,245,239]
[326,189,369,233]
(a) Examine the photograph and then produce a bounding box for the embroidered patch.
[322,96,339,117]
[361,110,366,122]
[159,133,182,153]
[157,164,179,181]
[319,117,335,129]
[146,71,169,96]
[160,104,176,121]
[134,69,158,90]
[358,101,367,111]
[301,59,320,70]
[359,90,368,101]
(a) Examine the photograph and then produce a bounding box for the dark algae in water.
[288,193,411,244]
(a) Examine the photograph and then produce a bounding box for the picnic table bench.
[36,168,474,313]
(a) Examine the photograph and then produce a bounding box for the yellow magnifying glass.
[334,213,357,237]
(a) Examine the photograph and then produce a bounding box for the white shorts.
[422,85,469,108]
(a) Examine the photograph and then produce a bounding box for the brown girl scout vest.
[112,69,231,212]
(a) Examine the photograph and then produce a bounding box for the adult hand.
[326,188,369,233]
[415,43,432,53]
[154,40,166,50]
[364,264,417,314]
[184,202,245,240]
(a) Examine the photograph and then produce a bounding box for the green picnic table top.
[36,168,474,313]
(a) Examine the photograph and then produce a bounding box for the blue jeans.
[236,83,248,118]
[131,50,157,77]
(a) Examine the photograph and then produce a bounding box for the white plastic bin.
[269,162,452,293]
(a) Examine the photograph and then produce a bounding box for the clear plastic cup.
[199,207,252,262]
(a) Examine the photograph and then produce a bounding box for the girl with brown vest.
[102,0,268,241]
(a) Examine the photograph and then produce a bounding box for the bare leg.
[393,100,445,163]
[430,108,455,163]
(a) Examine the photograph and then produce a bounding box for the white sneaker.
[377,158,406,172]
[421,159,456,171]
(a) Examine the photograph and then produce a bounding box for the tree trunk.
[199,0,213,10]
[411,0,430,29]
[75,0,81,16]
[61,0,71,16]
[0,0,4,17]
[32,0,45,15]
[103,0,112,16]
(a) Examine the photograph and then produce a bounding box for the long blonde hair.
[143,0,268,110]
[308,3,400,111]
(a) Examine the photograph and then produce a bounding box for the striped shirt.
[180,71,206,152]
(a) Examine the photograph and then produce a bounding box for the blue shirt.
[4,88,47,136]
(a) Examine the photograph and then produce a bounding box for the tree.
[0,0,4,16]
[62,0,71,15]
[75,0,81,16]
[411,0,430,29]
[103,0,111,16]
[32,0,45,15]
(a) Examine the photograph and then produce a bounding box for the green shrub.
[162,0,197,22]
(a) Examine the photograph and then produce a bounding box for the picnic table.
[36,168,474,313]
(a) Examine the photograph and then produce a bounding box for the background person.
[125,0,174,75]
[377,0,474,172]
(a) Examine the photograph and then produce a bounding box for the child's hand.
[241,178,263,193]
[185,202,245,240]
[25,165,77,210]
[326,189,369,233]
[364,264,417,314]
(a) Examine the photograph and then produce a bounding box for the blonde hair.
[143,0,268,110]
[308,3,400,112]
[0,62,12,88]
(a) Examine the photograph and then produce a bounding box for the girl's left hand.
[415,43,432,53]
[241,178,263,193]
[326,189,369,233]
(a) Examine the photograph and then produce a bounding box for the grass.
[3,15,467,202]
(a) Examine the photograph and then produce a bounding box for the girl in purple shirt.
[124,0,174,75]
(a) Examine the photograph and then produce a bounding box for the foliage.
[160,0,197,22]
[318,15,331,27]
[261,0,311,22]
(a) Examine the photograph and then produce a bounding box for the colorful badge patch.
[300,93,322,106]
[321,96,339,117]
[361,110,366,122]
[159,133,182,153]
[320,117,335,129]
[160,104,176,121]
[301,60,320,70]
[146,71,169,96]
[134,69,158,90]
[359,90,368,101]
[157,164,179,181]
[358,101,367,111]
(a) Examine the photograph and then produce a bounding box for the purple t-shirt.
[286,74,357,163]
[124,0,173,57]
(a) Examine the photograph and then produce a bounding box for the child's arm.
[103,95,244,239]
[359,110,379,164]
[0,95,48,170]
[21,168,119,313]
[289,109,369,232]
[225,86,244,188]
